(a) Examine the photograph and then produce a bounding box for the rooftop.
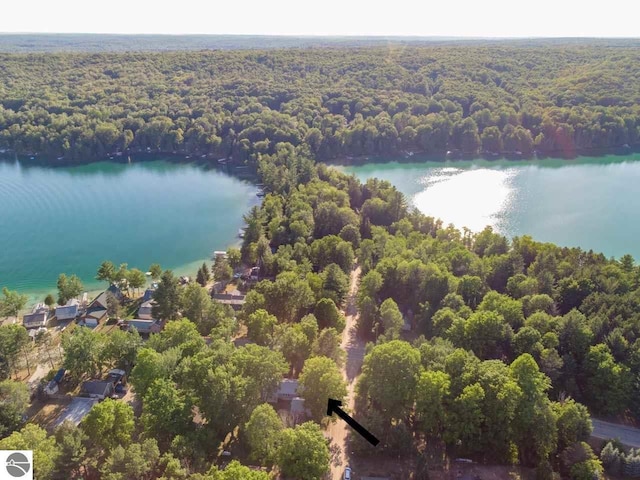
[212,293,246,306]
[23,311,48,329]
[55,304,79,320]
[125,319,161,334]
[137,300,155,320]
[278,379,299,397]
[81,380,114,397]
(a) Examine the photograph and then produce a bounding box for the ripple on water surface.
[339,154,640,260]
[0,159,259,298]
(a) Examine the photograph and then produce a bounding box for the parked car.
[344,466,352,480]
[107,369,126,385]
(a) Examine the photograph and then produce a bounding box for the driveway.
[591,419,640,448]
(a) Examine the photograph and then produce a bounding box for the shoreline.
[14,250,241,312]
[2,143,639,170]
[5,147,640,309]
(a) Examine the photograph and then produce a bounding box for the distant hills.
[0,33,638,52]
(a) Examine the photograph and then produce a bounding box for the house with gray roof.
[23,309,48,329]
[79,286,124,327]
[124,319,162,336]
[55,300,79,321]
[81,380,114,400]
[212,293,246,311]
[137,300,155,320]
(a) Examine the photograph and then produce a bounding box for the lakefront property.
[1,31,640,480]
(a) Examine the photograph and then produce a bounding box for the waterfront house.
[79,285,124,327]
[79,307,107,328]
[55,299,79,321]
[23,306,49,329]
[28,327,47,341]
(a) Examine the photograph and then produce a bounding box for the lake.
[340,154,640,260]
[0,159,259,301]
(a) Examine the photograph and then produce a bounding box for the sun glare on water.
[412,167,515,233]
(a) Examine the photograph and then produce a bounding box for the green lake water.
[340,153,640,261]
[0,159,259,301]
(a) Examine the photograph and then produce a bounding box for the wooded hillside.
[1,45,639,162]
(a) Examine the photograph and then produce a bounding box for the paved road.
[592,419,640,448]
[327,265,365,480]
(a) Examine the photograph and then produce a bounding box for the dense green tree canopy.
[276,422,330,480]
[1,45,639,165]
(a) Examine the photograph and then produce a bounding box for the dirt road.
[327,265,366,480]
[591,418,640,448]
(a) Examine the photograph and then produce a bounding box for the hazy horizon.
[1,0,637,38]
[1,32,638,39]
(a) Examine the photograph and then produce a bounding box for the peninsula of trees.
[1,44,639,163]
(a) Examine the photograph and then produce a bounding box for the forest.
[2,141,640,479]
[1,44,639,164]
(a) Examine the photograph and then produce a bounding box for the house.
[78,307,106,328]
[137,300,155,320]
[267,379,300,403]
[55,299,79,321]
[23,307,48,329]
[53,397,98,427]
[79,286,123,327]
[212,293,246,311]
[81,380,114,400]
[123,319,162,336]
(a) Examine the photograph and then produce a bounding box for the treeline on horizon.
[1,35,637,53]
[0,45,639,164]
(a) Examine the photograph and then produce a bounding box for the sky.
[1,0,637,38]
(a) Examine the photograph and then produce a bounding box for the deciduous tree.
[299,356,347,421]
[81,399,135,452]
[243,403,283,465]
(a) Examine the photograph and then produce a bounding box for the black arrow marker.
[327,398,379,446]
